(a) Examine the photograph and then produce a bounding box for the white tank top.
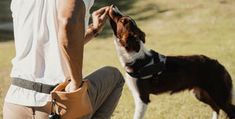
[5,0,94,106]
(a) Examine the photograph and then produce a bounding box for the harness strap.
[12,78,57,94]
[126,49,166,79]
[127,62,165,78]
[126,53,152,71]
[139,62,165,76]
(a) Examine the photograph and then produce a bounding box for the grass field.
[1,0,235,119]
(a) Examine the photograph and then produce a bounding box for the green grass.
[0,0,11,22]
[0,42,13,118]
[1,0,235,119]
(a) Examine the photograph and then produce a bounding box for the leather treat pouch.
[50,80,93,119]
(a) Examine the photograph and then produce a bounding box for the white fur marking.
[134,99,147,119]
[212,111,218,119]
[125,74,147,119]
[113,36,149,119]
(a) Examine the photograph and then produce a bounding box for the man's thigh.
[84,66,124,116]
[3,102,33,119]
[3,102,51,119]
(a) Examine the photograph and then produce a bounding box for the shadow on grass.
[0,31,13,42]
[91,0,161,39]
[0,0,13,42]
[0,0,11,22]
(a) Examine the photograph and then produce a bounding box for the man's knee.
[101,66,125,86]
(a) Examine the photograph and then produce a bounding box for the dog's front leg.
[125,74,148,119]
[133,96,148,119]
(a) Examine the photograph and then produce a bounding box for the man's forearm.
[58,0,85,86]
[84,24,99,44]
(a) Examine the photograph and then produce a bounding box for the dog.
[108,5,235,119]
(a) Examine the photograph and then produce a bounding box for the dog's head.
[108,5,146,53]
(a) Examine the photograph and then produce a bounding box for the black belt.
[12,78,57,94]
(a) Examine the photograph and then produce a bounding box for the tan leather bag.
[51,80,93,119]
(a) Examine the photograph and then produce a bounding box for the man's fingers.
[99,8,109,20]
[92,7,109,30]
[93,6,109,16]
[93,7,106,15]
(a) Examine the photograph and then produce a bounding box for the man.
[3,0,124,118]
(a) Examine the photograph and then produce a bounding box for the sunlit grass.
[1,0,235,119]
[0,41,13,118]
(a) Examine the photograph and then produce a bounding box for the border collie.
[108,5,235,119]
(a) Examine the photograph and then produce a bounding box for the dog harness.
[126,50,166,80]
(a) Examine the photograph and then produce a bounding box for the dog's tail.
[223,72,235,118]
[222,67,234,106]
[216,65,235,118]
[221,82,235,118]
[231,88,235,106]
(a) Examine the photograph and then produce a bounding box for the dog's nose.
[110,5,122,14]
[109,5,114,12]
[110,4,117,11]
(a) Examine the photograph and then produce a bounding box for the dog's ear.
[138,30,146,43]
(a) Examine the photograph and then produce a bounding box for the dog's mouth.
[108,5,124,36]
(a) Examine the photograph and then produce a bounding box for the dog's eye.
[120,19,127,24]
[120,19,125,23]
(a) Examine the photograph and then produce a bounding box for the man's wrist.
[70,80,83,88]
[89,24,99,37]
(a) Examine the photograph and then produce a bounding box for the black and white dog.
[108,5,235,119]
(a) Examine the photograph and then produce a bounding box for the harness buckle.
[152,74,159,80]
